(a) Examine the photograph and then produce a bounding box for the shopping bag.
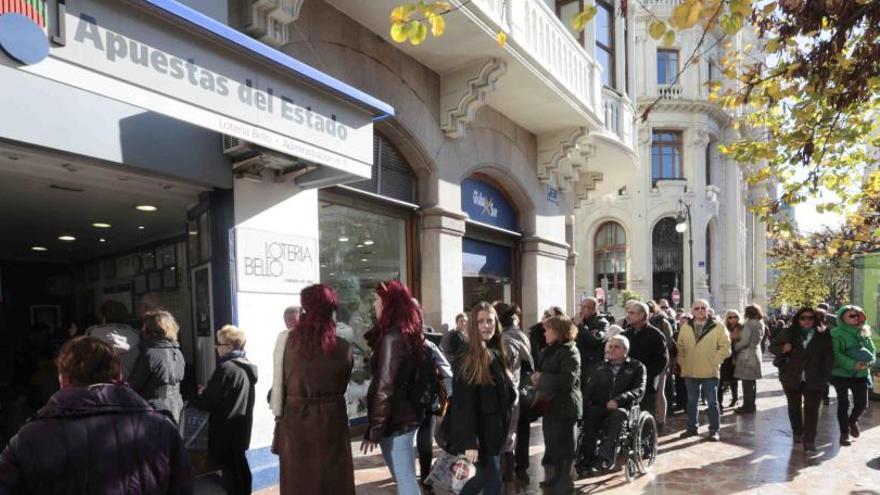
[178,406,209,451]
[425,452,476,494]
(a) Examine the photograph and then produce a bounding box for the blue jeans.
[685,378,720,432]
[460,454,501,495]
[379,430,420,495]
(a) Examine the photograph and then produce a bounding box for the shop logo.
[472,190,498,218]
[244,241,314,278]
[0,1,49,65]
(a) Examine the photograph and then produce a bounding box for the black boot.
[551,460,575,494]
[539,464,556,488]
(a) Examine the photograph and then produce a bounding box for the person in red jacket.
[0,336,193,494]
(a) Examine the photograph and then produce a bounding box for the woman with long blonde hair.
[449,301,514,495]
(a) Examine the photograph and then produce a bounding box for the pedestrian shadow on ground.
[867,456,880,471]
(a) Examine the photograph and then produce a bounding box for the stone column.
[419,206,466,332]
[521,236,570,327]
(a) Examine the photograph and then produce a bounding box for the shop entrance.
[652,217,684,305]
[0,144,209,448]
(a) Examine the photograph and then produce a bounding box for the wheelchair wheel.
[624,458,638,482]
[634,411,658,474]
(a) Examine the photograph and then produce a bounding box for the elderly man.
[676,299,731,441]
[622,301,669,424]
[578,335,646,476]
[271,306,301,418]
[0,336,193,493]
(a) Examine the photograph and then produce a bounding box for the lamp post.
[675,199,694,308]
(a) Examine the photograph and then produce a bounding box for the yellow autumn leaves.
[644,0,757,47]
[390,2,450,45]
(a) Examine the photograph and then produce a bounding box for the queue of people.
[1,280,876,495]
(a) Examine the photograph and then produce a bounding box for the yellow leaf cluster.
[572,4,598,32]
[389,2,451,45]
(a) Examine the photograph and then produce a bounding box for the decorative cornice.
[537,127,592,191]
[440,58,508,139]
[240,0,303,47]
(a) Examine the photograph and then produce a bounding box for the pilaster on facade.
[418,205,467,237]
[240,0,304,47]
[440,58,508,139]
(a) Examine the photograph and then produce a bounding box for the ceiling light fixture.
[363,239,374,246]
[31,246,48,252]
[338,236,349,242]
[92,222,111,228]
[99,238,107,243]
[138,226,145,230]
[136,205,158,212]
[360,258,368,262]
[58,235,76,241]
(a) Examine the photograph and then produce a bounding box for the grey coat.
[734,319,764,380]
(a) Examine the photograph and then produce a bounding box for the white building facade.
[573,1,770,315]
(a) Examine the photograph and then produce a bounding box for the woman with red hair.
[275,284,354,494]
[360,280,423,495]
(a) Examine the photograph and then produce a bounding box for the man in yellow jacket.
[676,299,731,441]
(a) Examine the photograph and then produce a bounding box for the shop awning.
[2,0,394,186]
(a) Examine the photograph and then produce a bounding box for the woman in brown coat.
[275,284,354,494]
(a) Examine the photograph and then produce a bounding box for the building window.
[657,49,679,85]
[556,0,585,43]
[652,130,683,183]
[595,0,615,88]
[594,221,626,290]
[347,134,416,204]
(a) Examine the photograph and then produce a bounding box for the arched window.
[594,221,626,290]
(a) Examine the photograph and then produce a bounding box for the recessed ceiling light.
[338,236,349,242]
[58,235,76,241]
[360,258,368,262]
[329,272,336,276]
[92,222,111,228]
[136,205,158,212]
[99,238,107,243]
[364,240,374,246]
[138,226,145,230]
[31,246,48,252]
[356,243,364,248]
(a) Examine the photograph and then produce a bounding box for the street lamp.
[675,199,694,308]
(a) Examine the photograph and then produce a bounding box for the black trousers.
[741,380,757,409]
[783,383,822,443]
[718,380,739,404]
[515,398,543,471]
[417,411,435,479]
[674,373,688,410]
[212,450,251,495]
[580,405,627,465]
[832,377,870,438]
[543,417,577,464]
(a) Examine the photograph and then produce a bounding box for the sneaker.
[680,429,698,439]
[850,421,860,438]
[707,431,721,442]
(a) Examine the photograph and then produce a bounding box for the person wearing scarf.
[830,305,876,446]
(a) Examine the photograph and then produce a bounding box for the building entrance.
[652,217,683,305]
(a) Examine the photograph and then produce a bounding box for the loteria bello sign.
[0,0,381,179]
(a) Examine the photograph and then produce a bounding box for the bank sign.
[460,178,518,232]
[0,0,378,178]
[235,228,317,295]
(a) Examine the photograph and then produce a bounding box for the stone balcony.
[325,0,604,134]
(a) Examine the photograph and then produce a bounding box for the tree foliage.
[770,250,830,308]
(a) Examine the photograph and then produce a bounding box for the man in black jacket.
[191,325,258,495]
[622,301,669,420]
[575,297,609,371]
[578,335,646,476]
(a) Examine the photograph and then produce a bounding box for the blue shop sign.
[462,238,512,278]
[461,178,518,231]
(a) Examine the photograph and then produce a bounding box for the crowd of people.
[0,281,876,495]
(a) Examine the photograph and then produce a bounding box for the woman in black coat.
[533,315,581,494]
[191,325,257,495]
[129,310,185,424]
[769,306,834,454]
[450,301,513,495]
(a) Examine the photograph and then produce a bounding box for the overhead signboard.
[0,0,385,179]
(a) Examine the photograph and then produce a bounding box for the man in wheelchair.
[577,334,647,477]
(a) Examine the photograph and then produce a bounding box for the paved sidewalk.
[252,359,880,494]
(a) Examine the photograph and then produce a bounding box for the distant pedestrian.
[734,304,765,414]
[647,300,675,427]
[277,285,355,494]
[441,312,468,369]
[676,300,730,441]
[191,325,257,495]
[770,307,833,454]
[534,315,581,493]
[270,306,301,418]
[495,303,532,482]
[830,305,876,447]
[719,310,742,408]
[0,336,193,493]
[129,310,185,424]
[449,301,514,495]
[817,303,838,329]
[360,281,424,495]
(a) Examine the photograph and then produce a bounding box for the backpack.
[408,342,449,416]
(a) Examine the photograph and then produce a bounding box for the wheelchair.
[618,405,658,481]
